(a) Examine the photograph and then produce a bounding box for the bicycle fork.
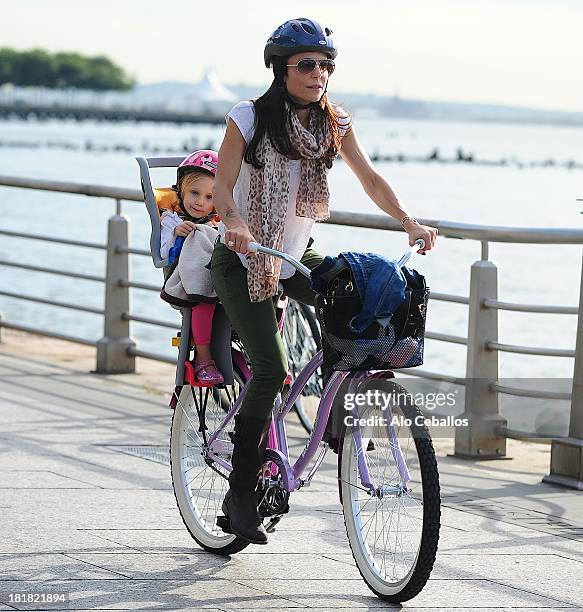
[347,378,412,498]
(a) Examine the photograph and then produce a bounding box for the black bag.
[314,259,429,372]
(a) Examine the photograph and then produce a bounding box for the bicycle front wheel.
[338,378,440,602]
[170,364,250,555]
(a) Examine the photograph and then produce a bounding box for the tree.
[83,55,134,90]
[0,48,19,85]
[0,48,134,90]
[15,49,58,87]
[53,52,90,89]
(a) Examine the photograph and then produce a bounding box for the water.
[0,117,581,390]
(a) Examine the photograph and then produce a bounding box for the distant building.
[193,69,236,103]
[185,69,236,116]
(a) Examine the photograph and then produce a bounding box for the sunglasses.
[286,58,335,75]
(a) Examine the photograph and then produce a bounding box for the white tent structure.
[182,68,236,116]
[191,68,236,103]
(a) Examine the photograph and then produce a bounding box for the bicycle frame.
[205,237,424,497]
[205,349,341,490]
[205,349,411,495]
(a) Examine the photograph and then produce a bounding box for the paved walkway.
[0,332,582,611]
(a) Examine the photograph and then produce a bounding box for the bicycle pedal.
[216,515,233,534]
[264,515,283,533]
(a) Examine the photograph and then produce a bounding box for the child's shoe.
[194,359,224,386]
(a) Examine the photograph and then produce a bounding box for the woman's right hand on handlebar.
[224,225,256,255]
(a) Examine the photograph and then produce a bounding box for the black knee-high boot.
[222,414,270,544]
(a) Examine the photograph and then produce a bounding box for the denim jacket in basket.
[311,252,409,334]
[341,252,409,333]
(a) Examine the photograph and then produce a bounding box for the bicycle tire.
[170,361,250,555]
[338,378,440,602]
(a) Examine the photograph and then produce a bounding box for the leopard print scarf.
[246,106,331,302]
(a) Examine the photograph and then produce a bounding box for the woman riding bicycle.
[211,17,438,544]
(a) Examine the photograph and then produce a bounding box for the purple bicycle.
[169,239,440,603]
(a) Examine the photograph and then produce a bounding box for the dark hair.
[244,56,350,170]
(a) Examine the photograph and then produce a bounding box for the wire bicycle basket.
[313,257,429,372]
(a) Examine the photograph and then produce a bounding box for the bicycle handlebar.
[222,236,426,279]
[396,239,426,268]
[247,242,313,278]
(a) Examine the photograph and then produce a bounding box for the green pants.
[210,239,324,421]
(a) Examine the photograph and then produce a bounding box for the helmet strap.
[178,199,192,220]
[174,182,197,221]
[177,207,216,225]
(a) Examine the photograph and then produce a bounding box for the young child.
[160,150,224,385]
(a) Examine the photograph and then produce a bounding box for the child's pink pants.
[191,302,215,345]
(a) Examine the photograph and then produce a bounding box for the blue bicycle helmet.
[264,18,337,68]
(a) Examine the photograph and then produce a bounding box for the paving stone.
[431,553,582,604]
[0,553,127,580]
[0,578,301,609]
[67,552,361,581]
[0,529,134,555]
[2,346,583,610]
[80,529,198,554]
[232,577,577,609]
[0,470,97,489]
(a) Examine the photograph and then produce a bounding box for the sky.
[2,0,582,112]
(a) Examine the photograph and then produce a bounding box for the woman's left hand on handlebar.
[405,220,438,255]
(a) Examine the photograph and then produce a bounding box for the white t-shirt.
[160,210,181,259]
[219,100,350,279]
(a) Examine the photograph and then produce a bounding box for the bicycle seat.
[136,155,235,386]
[136,155,184,269]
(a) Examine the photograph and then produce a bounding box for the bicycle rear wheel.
[283,300,322,432]
[338,378,440,602]
[170,363,250,555]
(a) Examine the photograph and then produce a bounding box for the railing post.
[544,252,583,489]
[96,212,136,373]
[454,242,507,458]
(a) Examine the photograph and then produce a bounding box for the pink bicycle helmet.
[177,149,218,183]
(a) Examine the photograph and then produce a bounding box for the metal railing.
[1,175,582,489]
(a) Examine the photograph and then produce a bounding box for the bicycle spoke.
[171,367,248,553]
[341,397,439,598]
